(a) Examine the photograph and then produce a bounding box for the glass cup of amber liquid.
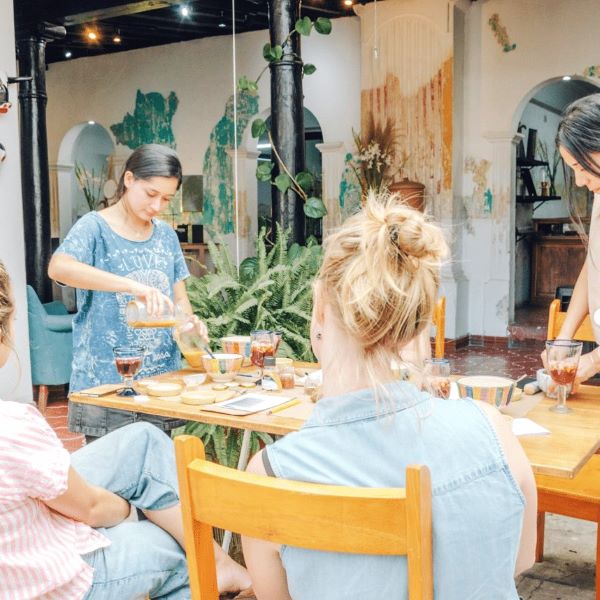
[113,346,144,397]
[423,358,451,399]
[546,340,582,414]
[250,330,275,379]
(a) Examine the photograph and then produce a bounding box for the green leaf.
[247,80,258,92]
[251,118,267,138]
[240,256,259,283]
[304,196,327,218]
[295,16,312,36]
[238,75,249,90]
[263,43,284,62]
[314,17,332,35]
[303,63,317,76]
[274,173,292,193]
[256,161,273,181]
[296,171,314,193]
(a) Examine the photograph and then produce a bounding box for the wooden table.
[71,368,600,480]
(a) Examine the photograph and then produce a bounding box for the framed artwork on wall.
[181,175,203,212]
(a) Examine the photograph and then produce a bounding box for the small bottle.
[262,357,282,391]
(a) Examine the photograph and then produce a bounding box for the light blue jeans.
[70,422,190,600]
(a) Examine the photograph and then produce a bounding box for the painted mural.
[465,156,493,217]
[202,91,259,234]
[488,14,517,53]
[338,152,362,221]
[358,12,453,218]
[111,90,178,149]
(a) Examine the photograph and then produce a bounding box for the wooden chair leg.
[596,522,600,600]
[37,385,48,415]
[536,511,546,562]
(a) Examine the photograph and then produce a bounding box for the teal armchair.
[26,285,74,413]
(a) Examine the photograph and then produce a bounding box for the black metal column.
[268,0,305,244]
[17,24,64,302]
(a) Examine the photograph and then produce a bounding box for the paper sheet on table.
[201,393,296,416]
[511,418,550,437]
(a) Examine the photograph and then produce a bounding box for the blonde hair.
[317,191,448,385]
[0,261,14,347]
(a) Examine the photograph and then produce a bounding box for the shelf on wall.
[517,158,549,168]
[516,195,561,203]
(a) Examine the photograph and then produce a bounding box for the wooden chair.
[432,296,446,359]
[174,435,433,600]
[536,298,600,599]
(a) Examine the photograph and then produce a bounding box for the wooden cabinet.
[530,219,587,306]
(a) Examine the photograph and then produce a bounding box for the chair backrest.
[547,298,594,342]
[433,296,446,359]
[175,435,433,600]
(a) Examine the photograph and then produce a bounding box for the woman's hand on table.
[573,349,600,392]
[130,282,173,316]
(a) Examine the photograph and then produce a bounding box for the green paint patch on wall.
[111,90,178,149]
[488,14,516,53]
[338,153,362,220]
[202,91,259,234]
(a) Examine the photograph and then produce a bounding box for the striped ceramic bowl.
[220,336,251,360]
[456,375,516,408]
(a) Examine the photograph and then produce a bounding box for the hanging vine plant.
[238,15,332,220]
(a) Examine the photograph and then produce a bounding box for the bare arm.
[174,279,209,343]
[557,261,589,339]
[477,403,537,575]
[43,466,130,528]
[242,450,292,600]
[48,253,172,315]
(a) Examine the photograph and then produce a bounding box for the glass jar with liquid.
[126,300,184,329]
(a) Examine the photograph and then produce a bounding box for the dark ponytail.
[116,144,183,199]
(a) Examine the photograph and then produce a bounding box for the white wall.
[459,0,600,336]
[0,0,32,402]
[46,18,361,175]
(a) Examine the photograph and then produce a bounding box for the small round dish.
[146,382,183,397]
[181,391,216,405]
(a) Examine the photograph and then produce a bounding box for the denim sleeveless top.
[265,382,524,600]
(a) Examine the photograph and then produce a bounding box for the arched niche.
[56,122,114,240]
[511,77,600,313]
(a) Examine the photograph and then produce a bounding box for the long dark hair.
[116,144,183,198]
[557,93,600,178]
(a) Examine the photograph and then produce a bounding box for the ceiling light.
[88,120,95,125]
[344,0,353,5]
[218,21,227,28]
[86,30,98,41]
[113,35,121,43]
[562,75,572,81]
[64,50,72,58]
[180,5,190,17]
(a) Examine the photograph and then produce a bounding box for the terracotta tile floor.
[44,343,546,451]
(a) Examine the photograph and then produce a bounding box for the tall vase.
[388,178,425,212]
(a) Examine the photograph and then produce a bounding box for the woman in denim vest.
[243,193,537,599]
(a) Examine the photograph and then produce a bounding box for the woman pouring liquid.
[48,144,207,441]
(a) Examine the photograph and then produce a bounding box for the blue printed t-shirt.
[55,212,189,392]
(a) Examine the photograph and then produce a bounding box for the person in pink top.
[0,260,251,599]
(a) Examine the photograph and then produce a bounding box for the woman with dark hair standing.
[49,144,207,440]
[545,93,600,383]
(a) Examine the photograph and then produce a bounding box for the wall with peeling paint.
[45,17,361,252]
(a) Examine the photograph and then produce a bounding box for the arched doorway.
[510,77,599,335]
[56,122,114,240]
[256,107,324,242]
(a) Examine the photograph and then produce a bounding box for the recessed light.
[113,35,121,43]
[180,5,190,17]
[64,50,72,58]
[344,0,353,5]
[87,30,98,41]
[562,75,572,81]
[88,120,95,125]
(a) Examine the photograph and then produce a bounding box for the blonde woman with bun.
[242,193,536,600]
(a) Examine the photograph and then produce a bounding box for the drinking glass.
[304,373,322,403]
[545,340,582,414]
[423,358,451,399]
[113,345,144,397]
[250,330,275,379]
